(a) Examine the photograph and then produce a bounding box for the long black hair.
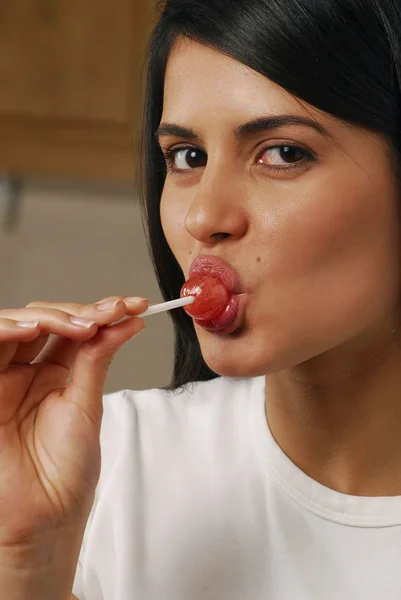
[139,0,401,391]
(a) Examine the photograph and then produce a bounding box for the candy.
[180,275,230,321]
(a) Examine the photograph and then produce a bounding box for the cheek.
[252,166,400,352]
[260,164,399,283]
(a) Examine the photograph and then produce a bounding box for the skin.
[0,294,147,597]
[159,37,401,496]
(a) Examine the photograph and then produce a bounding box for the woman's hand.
[0,295,148,549]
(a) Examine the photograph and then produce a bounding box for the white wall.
[0,181,174,393]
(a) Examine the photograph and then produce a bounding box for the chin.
[198,334,279,379]
[197,323,317,379]
[208,361,268,379]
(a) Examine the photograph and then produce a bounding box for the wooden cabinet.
[0,0,154,183]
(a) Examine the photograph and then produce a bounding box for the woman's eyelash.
[162,144,315,175]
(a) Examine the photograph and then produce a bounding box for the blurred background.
[0,0,175,392]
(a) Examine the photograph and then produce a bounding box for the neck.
[265,326,401,496]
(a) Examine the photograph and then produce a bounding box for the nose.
[184,168,249,245]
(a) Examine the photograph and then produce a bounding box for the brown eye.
[166,147,207,171]
[277,146,305,163]
[258,145,310,167]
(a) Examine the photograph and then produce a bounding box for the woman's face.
[159,37,401,378]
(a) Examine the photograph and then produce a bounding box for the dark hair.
[139,0,401,391]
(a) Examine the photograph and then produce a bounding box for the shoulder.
[74,376,261,592]
[103,375,253,416]
[98,376,254,475]
[101,376,252,433]
[78,375,261,564]
[102,375,252,417]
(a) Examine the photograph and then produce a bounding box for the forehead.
[162,36,313,123]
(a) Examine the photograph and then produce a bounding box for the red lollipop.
[180,275,230,321]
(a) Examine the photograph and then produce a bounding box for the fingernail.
[96,300,120,311]
[16,320,39,329]
[70,316,95,329]
[125,297,147,304]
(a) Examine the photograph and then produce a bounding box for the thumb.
[67,317,145,427]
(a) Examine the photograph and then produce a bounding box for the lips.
[189,255,242,295]
[188,255,244,334]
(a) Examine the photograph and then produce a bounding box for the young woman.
[0,1,400,598]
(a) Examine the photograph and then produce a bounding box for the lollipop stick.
[139,296,195,317]
[108,296,195,326]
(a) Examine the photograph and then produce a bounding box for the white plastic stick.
[139,296,195,317]
[108,296,195,327]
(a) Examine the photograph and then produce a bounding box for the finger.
[0,318,42,372]
[10,335,83,427]
[94,296,148,309]
[31,334,81,370]
[0,308,98,340]
[15,334,84,424]
[27,297,148,320]
[11,334,49,365]
[0,309,97,369]
[98,297,149,317]
[67,317,145,429]
[26,297,142,309]
[28,299,147,369]
[25,299,131,326]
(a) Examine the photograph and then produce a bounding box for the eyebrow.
[155,114,333,144]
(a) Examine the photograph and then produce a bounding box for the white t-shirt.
[73,375,401,600]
